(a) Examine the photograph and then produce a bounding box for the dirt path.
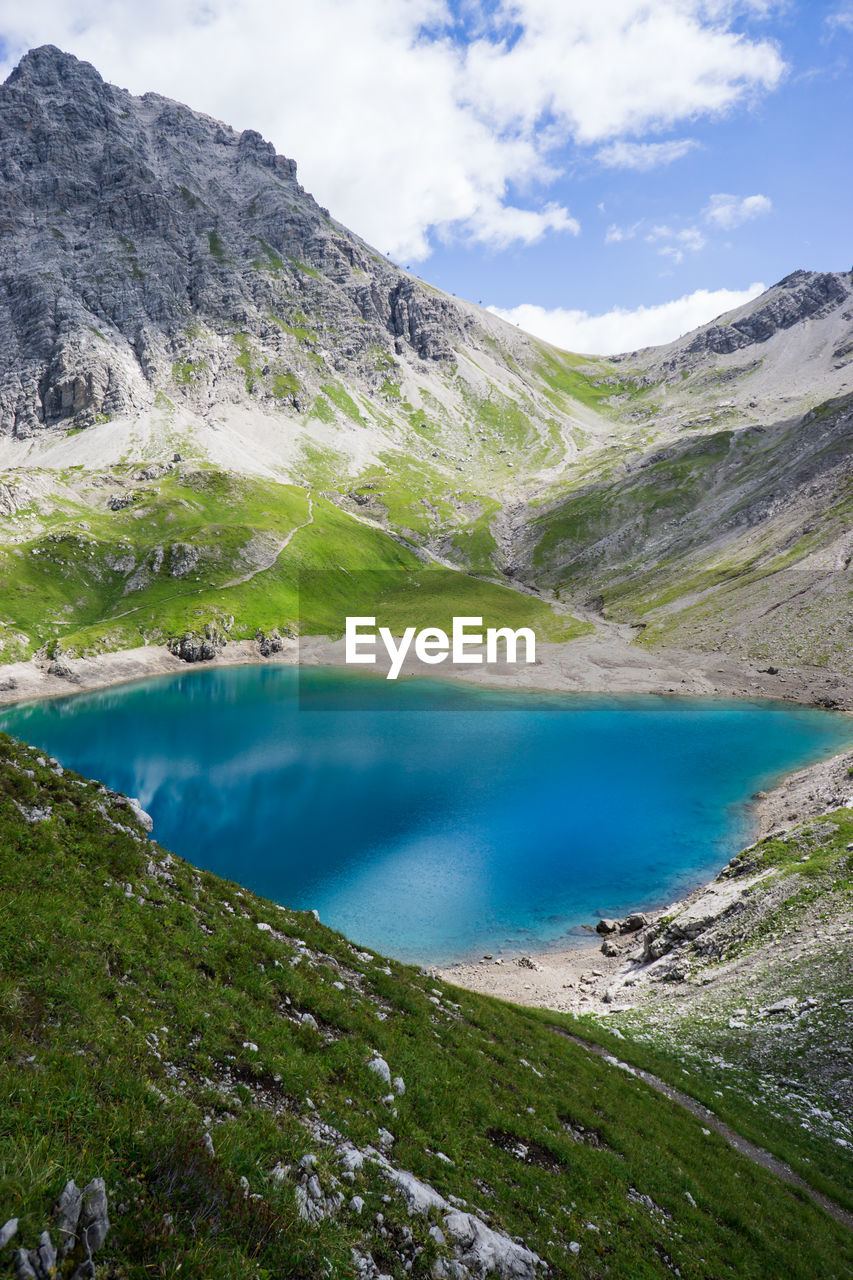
[550,1027,853,1232]
[221,492,314,588]
[106,494,315,621]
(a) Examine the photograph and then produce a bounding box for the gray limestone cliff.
[0,45,468,437]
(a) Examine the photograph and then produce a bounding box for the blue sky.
[426,3,853,313]
[0,0,850,351]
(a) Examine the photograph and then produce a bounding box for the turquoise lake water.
[2,665,852,964]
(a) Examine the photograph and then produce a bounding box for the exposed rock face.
[0,45,467,437]
[291,1121,545,1280]
[257,629,285,657]
[169,633,218,663]
[610,267,852,377]
[168,619,231,662]
[9,1177,109,1279]
[682,270,850,359]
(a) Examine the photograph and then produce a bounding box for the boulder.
[11,1178,108,1279]
[169,634,217,663]
[367,1055,392,1086]
[125,797,154,833]
[258,629,285,657]
[13,1248,36,1278]
[595,919,618,935]
[643,933,671,962]
[621,913,648,933]
[443,1210,544,1279]
[766,997,798,1015]
[47,659,79,682]
[78,1178,110,1255]
[54,1182,82,1255]
[107,491,138,511]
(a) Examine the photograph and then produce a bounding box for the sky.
[0,0,850,354]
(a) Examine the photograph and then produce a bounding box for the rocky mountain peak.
[5,44,104,91]
[682,269,851,360]
[0,47,467,437]
[612,268,853,376]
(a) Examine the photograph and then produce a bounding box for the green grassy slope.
[0,467,585,663]
[0,735,851,1278]
[560,811,853,1215]
[525,397,853,669]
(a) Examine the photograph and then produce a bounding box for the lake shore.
[435,741,853,1013]
[2,631,851,1017]
[2,627,853,710]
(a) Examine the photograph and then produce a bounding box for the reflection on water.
[2,666,852,964]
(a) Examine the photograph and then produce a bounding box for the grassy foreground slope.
[1,735,851,1279]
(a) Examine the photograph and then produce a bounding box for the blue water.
[2,665,851,964]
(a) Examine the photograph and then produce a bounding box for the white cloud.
[0,0,786,260]
[607,190,772,263]
[605,223,639,244]
[646,224,707,263]
[463,2,783,143]
[463,200,580,250]
[704,192,773,229]
[595,138,699,170]
[488,282,766,355]
[827,6,853,33]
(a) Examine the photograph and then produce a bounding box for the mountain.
[0,45,851,675]
[0,44,590,486]
[519,275,853,670]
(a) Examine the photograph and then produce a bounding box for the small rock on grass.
[368,1055,392,1085]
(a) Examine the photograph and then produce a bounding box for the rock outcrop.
[682,270,850,359]
[168,621,231,662]
[8,1177,109,1279]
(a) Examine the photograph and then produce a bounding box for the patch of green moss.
[233,334,257,393]
[271,371,298,400]
[309,396,336,424]
[321,383,362,422]
[172,360,208,387]
[208,230,227,262]
[251,237,285,272]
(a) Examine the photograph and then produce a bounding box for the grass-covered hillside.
[1,733,851,1278]
[524,392,853,672]
[570,809,853,1219]
[0,465,584,664]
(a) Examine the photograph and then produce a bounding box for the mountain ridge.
[0,46,851,677]
[0,44,472,436]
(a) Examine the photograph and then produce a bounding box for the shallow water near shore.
[2,664,852,964]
